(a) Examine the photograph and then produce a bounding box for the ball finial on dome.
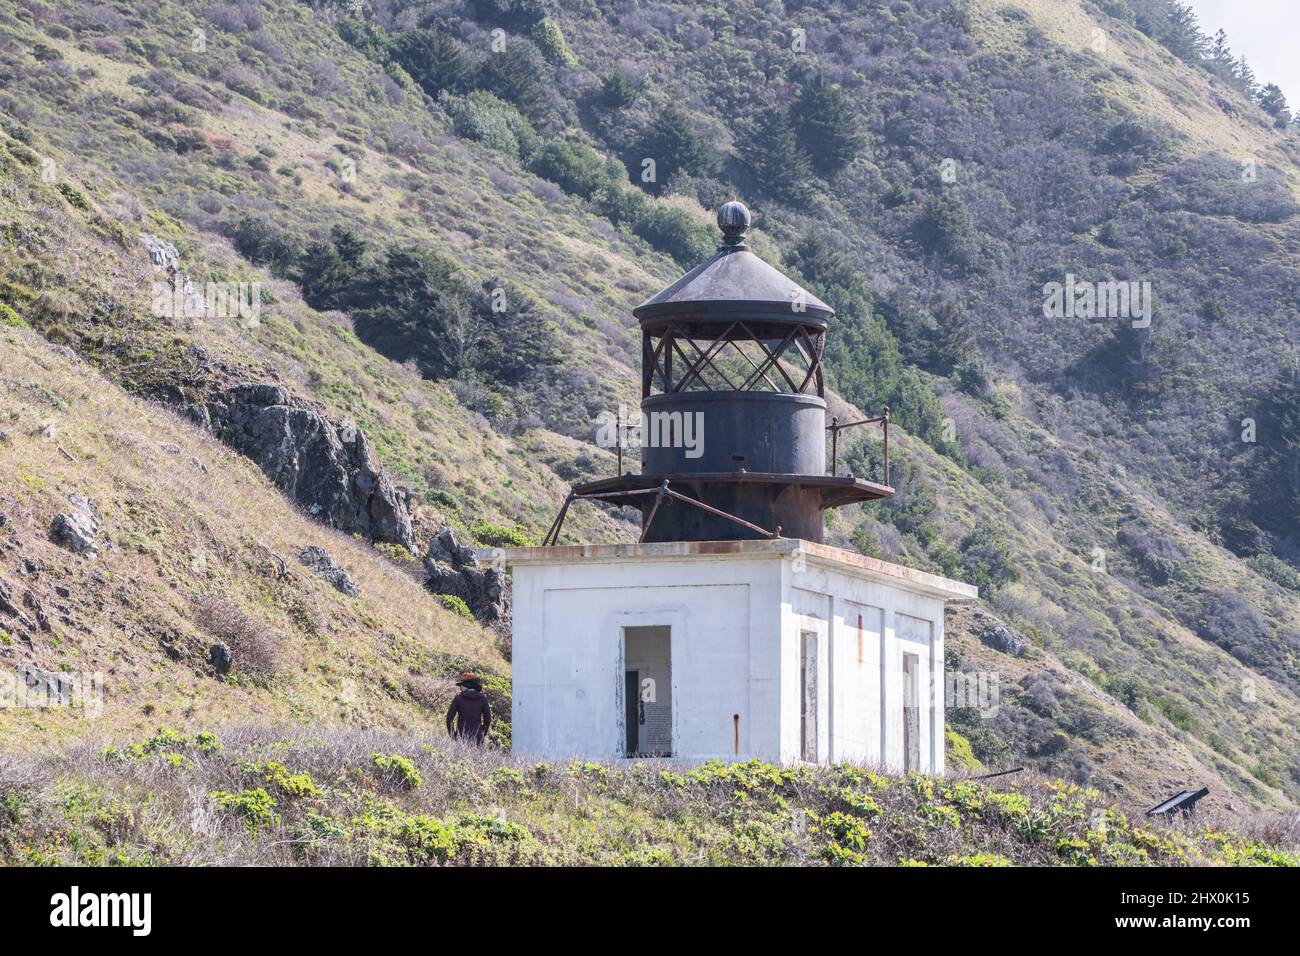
[717,200,751,245]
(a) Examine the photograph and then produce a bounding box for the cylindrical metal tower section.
[630,201,835,542]
[639,392,825,476]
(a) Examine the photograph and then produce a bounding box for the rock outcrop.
[424,525,505,623]
[208,642,232,676]
[185,384,414,550]
[50,495,101,558]
[0,578,35,633]
[971,608,1027,657]
[299,546,361,598]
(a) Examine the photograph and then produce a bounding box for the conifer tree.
[791,75,864,177]
[740,105,813,204]
[1232,55,1258,100]
[1257,83,1292,127]
[633,105,719,194]
[392,29,474,97]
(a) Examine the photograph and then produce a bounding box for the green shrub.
[437,594,474,619]
[628,202,714,268]
[448,91,539,164]
[102,728,221,762]
[956,524,1018,594]
[427,489,461,511]
[471,521,537,547]
[600,70,643,107]
[530,19,576,67]
[944,727,983,771]
[240,761,323,799]
[0,304,24,328]
[820,811,872,864]
[193,732,224,753]
[530,140,618,199]
[372,753,423,790]
[209,788,277,831]
[55,181,89,210]
[376,542,418,564]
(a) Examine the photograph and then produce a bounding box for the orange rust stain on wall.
[857,613,864,667]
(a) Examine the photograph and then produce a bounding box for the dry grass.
[0,727,1293,867]
[0,328,506,745]
[193,594,283,679]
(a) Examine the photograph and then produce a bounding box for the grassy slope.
[983,0,1300,181]
[0,0,1295,816]
[0,326,507,747]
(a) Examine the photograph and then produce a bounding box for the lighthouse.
[504,202,975,769]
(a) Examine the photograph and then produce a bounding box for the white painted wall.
[508,541,967,772]
[780,553,947,773]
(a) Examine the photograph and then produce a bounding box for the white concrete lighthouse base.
[501,539,976,773]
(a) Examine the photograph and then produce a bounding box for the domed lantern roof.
[633,201,833,335]
[540,201,894,548]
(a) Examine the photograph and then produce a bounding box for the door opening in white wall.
[902,652,920,772]
[623,626,672,758]
[800,630,818,762]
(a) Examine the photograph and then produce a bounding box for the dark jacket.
[446,688,492,743]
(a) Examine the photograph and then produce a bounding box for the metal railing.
[541,479,781,547]
[827,405,890,486]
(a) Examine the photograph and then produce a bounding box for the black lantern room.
[544,201,893,546]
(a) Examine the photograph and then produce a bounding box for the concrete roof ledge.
[496,538,978,602]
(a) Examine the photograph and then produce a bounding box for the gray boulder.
[208,642,232,675]
[140,233,180,270]
[426,525,477,567]
[197,384,414,550]
[50,495,101,558]
[424,525,505,623]
[299,546,361,598]
[978,620,1026,657]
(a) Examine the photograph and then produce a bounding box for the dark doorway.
[624,670,639,757]
[623,625,672,757]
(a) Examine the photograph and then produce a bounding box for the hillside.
[0,0,1297,825]
[0,325,509,747]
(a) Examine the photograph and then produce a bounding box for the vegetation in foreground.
[1,728,1295,867]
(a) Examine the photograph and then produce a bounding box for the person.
[445,672,492,745]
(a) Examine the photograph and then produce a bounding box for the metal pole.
[663,487,780,539]
[974,766,1024,780]
[834,417,841,476]
[882,406,890,487]
[639,480,670,543]
[542,492,574,547]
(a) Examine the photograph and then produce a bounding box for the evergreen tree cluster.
[336,17,552,125]
[735,74,866,203]
[234,220,561,390]
[1117,0,1291,126]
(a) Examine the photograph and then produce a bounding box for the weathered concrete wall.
[511,553,778,760]
[507,541,969,771]
[780,555,947,774]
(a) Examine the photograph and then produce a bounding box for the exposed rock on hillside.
[0,578,35,636]
[299,546,361,598]
[186,384,415,550]
[424,526,505,623]
[208,642,232,676]
[49,495,100,558]
[972,609,1028,657]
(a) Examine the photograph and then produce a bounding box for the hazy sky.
[1186,0,1299,106]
